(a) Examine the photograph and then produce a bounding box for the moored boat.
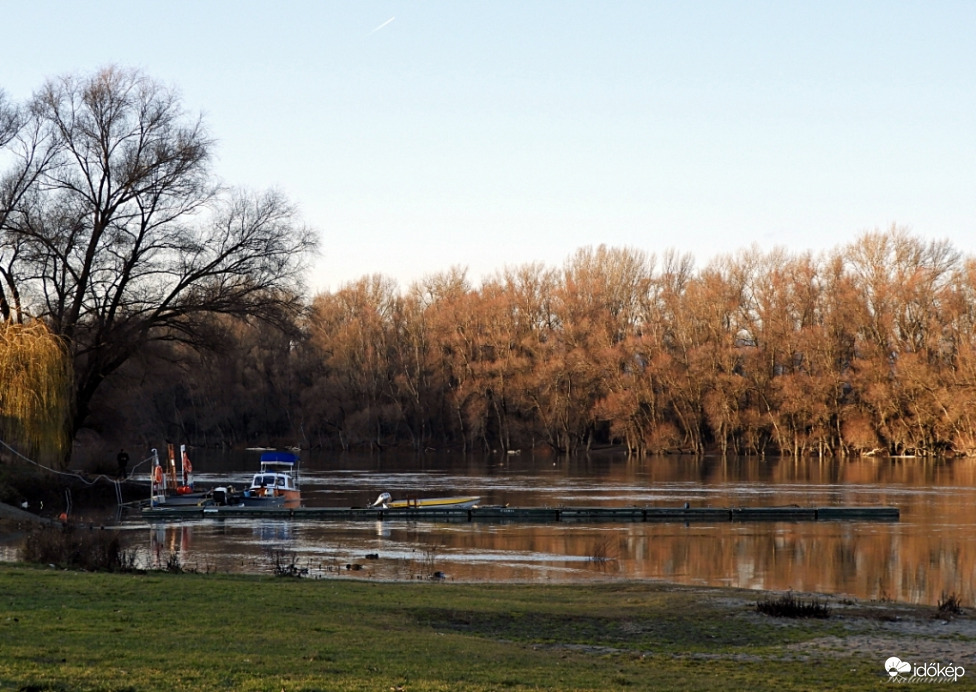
[149,445,209,507]
[240,451,301,508]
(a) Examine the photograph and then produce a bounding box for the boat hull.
[150,491,210,507]
[239,495,286,508]
[383,496,481,509]
[240,489,300,509]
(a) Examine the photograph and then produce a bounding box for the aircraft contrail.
[370,16,395,34]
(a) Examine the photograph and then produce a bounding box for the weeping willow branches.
[0,321,71,463]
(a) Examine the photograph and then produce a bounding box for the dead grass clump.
[266,548,308,577]
[164,551,184,574]
[756,591,830,619]
[937,591,964,616]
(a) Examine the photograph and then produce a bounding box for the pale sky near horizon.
[2,2,974,294]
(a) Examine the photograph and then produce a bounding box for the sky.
[2,2,975,294]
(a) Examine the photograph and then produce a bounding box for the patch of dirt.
[785,605,976,663]
[727,591,976,664]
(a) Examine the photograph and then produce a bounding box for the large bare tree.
[0,67,318,437]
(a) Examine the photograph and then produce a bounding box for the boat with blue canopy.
[238,451,301,508]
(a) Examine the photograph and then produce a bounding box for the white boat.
[240,451,301,508]
[369,492,480,510]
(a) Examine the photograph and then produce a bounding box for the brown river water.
[7,450,974,605]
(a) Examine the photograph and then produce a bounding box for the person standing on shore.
[116,449,129,479]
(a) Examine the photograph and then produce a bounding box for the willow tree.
[0,321,71,463]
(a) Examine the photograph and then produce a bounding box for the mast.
[167,444,177,490]
[180,444,193,489]
[150,448,162,507]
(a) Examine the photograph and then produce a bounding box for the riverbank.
[1,564,971,691]
[0,463,144,526]
[0,499,51,524]
[0,500,56,546]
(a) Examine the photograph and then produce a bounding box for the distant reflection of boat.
[369,492,480,510]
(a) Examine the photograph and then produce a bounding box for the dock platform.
[140,505,900,523]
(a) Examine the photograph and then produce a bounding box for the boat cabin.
[249,472,297,492]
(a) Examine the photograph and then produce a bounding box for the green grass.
[0,564,958,691]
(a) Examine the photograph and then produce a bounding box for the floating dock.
[140,505,899,523]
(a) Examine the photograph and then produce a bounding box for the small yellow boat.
[370,492,480,509]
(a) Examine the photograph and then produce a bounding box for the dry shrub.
[756,592,830,618]
[266,547,307,577]
[937,592,964,616]
[20,524,136,572]
[840,412,880,453]
[950,430,976,457]
[643,422,680,454]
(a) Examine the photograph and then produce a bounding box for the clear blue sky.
[3,1,975,293]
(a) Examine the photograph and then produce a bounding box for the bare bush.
[756,592,830,618]
[937,592,964,616]
[20,524,137,572]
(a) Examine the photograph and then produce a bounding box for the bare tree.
[0,88,62,324]
[0,67,318,437]
[0,89,20,147]
[305,275,401,449]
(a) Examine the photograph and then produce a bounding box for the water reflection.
[64,452,976,604]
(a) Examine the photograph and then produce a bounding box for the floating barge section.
[140,505,899,523]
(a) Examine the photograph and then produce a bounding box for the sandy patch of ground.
[785,604,976,664]
[736,593,976,667]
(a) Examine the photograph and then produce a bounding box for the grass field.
[1,564,973,691]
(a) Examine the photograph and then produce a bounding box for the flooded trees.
[840,229,964,455]
[289,229,976,458]
[104,225,971,459]
[305,276,402,450]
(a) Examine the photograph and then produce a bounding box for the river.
[11,449,976,605]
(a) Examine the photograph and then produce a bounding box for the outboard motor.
[370,492,392,508]
[213,487,229,506]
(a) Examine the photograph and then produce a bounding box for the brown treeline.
[108,227,976,458]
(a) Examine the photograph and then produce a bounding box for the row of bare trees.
[129,228,975,458]
[284,229,974,457]
[5,70,974,460]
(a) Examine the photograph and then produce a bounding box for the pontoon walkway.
[140,504,899,523]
